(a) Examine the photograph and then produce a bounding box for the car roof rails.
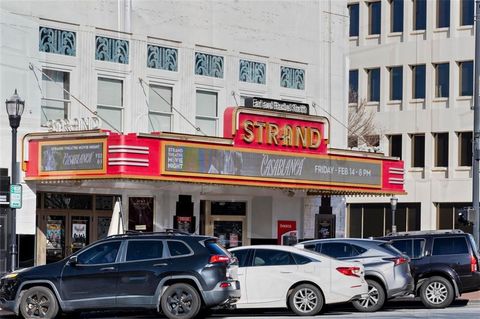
[106,229,193,239]
[385,229,465,237]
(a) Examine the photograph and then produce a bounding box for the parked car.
[0,231,240,319]
[377,230,480,308]
[229,245,367,316]
[295,238,413,312]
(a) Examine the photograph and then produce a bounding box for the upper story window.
[349,70,359,103]
[97,77,123,132]
[348,3,360,37]
[437,0,450,28]
[458,131,472,166]
[367,68,380,102]
[459,61,473,96]
[389,134,402,159]
[196,90,218,136]
[147,45,178,72]
[461,0,474,26]
[389,66,403,101]
[411,64,426,99]
[39,27,76,56]
[390,0,404,33]
[239,59,266,84]
[280,66,305,90]
[41,69,70,126]
[95,36,129,64]
[195,52,224,78]
[368,1,382,35]
[434,132,449,167]
[148,85,173,132]
[413,0,427,30]
[411,134,425,168]
[435,63,450,98]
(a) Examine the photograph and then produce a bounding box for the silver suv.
[296,239,413,312]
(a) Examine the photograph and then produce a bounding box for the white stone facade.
[347,0,475,235]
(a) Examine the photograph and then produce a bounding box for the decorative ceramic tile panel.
[39,27,76,56]
[239,59,266,84]
[280,66,305,90]
[95,36,129,64]
[147,45,178,71]
[195,52,224,78]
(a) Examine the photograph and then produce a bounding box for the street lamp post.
[390,196,398,235]
[5,89,24,272]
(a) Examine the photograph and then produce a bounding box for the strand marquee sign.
[23,98,405,195]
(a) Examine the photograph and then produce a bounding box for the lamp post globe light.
[390,195,398,235]
[5,89,24,272]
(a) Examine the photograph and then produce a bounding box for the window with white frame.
[196,90,218,136]
[97,77,123,132]
[41,69,70,126]
[148,85,173,132]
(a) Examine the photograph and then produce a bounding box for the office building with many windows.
[347,0,476,237]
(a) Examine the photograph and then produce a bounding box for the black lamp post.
[390,195,398,235]
[5,89,24,272]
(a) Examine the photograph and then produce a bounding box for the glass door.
[208,215,246,249]
[71,216,90,254]
[45,215,66,264]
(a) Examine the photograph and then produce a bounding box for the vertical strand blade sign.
[9,184,22,209]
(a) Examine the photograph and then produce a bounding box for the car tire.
[288,283,324,316]
[19,286,59,319]
[352,279,386,312]
[420,276,455,309]
[160,283,201,319]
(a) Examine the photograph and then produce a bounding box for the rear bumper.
[389,276,415,298]
[203,280,241,307]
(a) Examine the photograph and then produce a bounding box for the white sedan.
[229,245,368,316]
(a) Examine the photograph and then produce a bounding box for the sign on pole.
[9,184,22,209]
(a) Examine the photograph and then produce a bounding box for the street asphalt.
[1,299,479,318]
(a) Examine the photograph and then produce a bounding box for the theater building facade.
[23,102,405,265]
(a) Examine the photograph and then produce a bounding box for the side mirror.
[69,256,78,266]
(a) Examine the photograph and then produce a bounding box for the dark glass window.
[459,132,473,166]
[303,244,316,251]
[435,63,449,98]
[349,70,359,103]
[437,0,450,28]
[414,0,427,30]
[413,239,426,258]
[412,134,425,168]
[391,0,404,32]
[126,240,164,261]
[321,243,354,258]
[167,241,192,257]
[433,237,469,255]
[205,241,230,256]
[363,206,385,237]
[253,249,295,266]
[369,1,382,35]
[77,241,121,265]
[412,65,426,99]
[348,136,358,148]
[460,61,473,96]
[390,66,403,100]
[349,3,360,36]
[434,133,449,167]
[231,249,249,267]
[368,68,380,102]
[349,206,362,238]
[44,193,92,210]
[292,253,312,265]
[391,239,412,256]
[351,244,368,255]
[461,0,474,26]
[389,135,402,159]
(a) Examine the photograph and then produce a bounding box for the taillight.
[471,255,478,272]
[384,256,409,266]
[209,255,230,264]
[336,266,361,277]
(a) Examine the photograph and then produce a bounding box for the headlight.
[1,273,18,280]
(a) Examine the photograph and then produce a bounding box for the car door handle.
[100,267,115,271]
[280,271,292,274]
[153,263,168,267]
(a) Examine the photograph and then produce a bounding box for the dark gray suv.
[296,239,413,312]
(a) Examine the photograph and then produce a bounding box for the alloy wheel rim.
[293,288,318,313]
[359,284,379,308]
[166,288,193,315]
[425,281,448,304]
[24,292,51,318]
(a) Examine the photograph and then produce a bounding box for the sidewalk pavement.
[460,290,480,303]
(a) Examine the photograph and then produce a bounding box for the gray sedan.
[295,238,414,312]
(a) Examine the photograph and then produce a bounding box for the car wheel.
[288,283,324,316]
[160,283,201,319]
[420,276,454,309]
[19,286,59,319]
[352,279,385,312]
